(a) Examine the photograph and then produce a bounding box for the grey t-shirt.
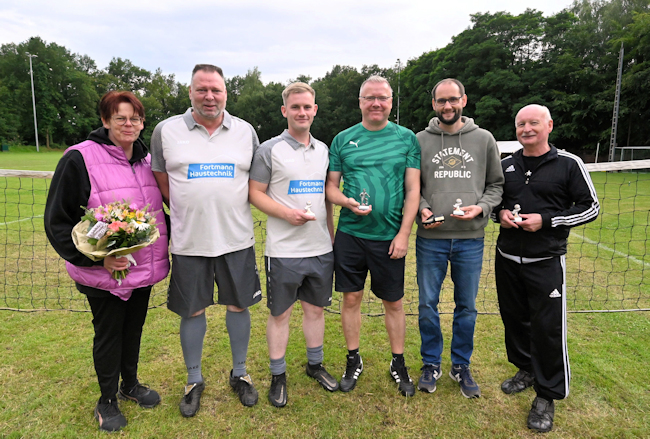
[250,130,331,258]
[151,109,259,257]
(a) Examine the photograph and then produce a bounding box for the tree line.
[1,0,648,156]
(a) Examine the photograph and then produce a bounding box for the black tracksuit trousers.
[495,252,569,401]
[86,287,152,402]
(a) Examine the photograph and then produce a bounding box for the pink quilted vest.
[64,140,170,300]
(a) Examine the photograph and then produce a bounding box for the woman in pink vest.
[44,91,170,433]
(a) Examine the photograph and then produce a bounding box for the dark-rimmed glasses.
[434,96,463,106]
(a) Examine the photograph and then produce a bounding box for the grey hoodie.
[416,116,504,239]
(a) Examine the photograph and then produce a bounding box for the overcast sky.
[2,0,573,85]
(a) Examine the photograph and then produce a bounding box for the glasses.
[359,96,392,102]
[435,96,463,106]
[112,116,144,126]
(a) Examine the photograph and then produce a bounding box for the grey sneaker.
[340,354,363,392]
[389,358,415,397]
[179,382,205,417]
[94,398,127,432]
[449,364,481,398]
[417,364,442,393]
[306,363,339,392]
[268,373,287,408]
[527,396,555,433]
[502,369,535,394]
[229,370,259,407]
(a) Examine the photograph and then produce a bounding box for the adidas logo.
[253,290,262,299]
[549,289,561,298]
[505,165,515,173]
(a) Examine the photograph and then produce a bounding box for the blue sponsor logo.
[188,163,235,179]
[288,180,324,194]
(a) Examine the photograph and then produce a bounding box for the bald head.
[515,104,553,154]
[515,104,552,125]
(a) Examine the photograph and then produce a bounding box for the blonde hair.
[282,82,315,106]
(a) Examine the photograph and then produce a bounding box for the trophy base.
[452,210,465,216]
[513,217,522,222]
[358,206,370,211]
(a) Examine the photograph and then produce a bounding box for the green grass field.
[1,150,649,437]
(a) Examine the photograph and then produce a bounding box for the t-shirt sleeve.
[406,132,421,169]
[250,142,273,184]
[328,134,342,172]
[250,125,260,159]
[150,122,166,173]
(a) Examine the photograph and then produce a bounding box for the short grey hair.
[359,75,392,96]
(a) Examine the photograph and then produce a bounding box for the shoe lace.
[344,356,359,377]
[421,365,435,381]
[459,366,476,386]
[127,382,151,396]
[102,399,121,417]
[394,361,411,383]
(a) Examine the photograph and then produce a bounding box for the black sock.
[347,349,359,360]
[392,353,404,365]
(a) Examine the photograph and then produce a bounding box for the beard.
[437,108,462,126]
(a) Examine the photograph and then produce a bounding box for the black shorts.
[333,230,404,302]
[265,252,334,316]
[167,246,262,317]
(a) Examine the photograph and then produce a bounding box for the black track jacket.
[493,145,599,259]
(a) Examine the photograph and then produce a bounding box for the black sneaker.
[389,358,415,397]
[501,369,535,394]
[94,398,127,432]
[119,381,161,408]
[179,382,205,418]
[306,363,339,392]
[229,370,259,407]
[527,396,555,433]
[449,364,481,398]
[417,364,442,393]
[268,373,287,408]
[340,354,363,392]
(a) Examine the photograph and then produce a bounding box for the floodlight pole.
[26,52,40,152]
[396,58,401,125]
[608,43,624,162]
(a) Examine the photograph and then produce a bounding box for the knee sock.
[270,356,286,376]
[307,345,324,366]
[180,313,206,384]
[226,309,251,377]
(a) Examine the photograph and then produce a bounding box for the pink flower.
[94,212,104,222]
[108,221,127,232]
[129,203,138,210]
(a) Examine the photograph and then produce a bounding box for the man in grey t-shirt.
[151,64,262,416]
[249,82,338,407]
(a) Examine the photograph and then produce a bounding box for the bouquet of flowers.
[71,200,161,284]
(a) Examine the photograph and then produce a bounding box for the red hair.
[99,91,145,121]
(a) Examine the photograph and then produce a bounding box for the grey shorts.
[167,246,262,317]
[265,252,334,316]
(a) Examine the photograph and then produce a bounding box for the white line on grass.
[0,215,44,227]
[571,231,650,268]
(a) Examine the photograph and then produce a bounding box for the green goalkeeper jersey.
[329,122,420,241]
